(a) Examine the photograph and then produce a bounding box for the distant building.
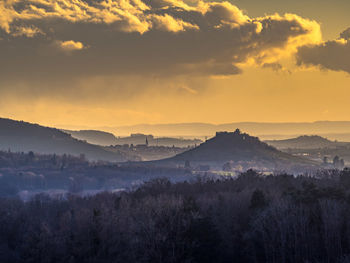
[216,129,241,137]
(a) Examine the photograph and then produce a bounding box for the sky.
[0,0,350,128]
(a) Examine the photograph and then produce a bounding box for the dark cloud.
[0,0,321,97]
[297,27,350,74]
[262,62,283,71]
[340,28,350,39]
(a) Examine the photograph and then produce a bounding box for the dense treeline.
[2,169,350,262]
[0,170,350,263]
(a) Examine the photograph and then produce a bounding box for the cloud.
[296,28,350,74]
[149,14,199,32]
[261,62,292,74]
[56,40,85,53]
[177,84,198,94]
[0,0,152,34]
[340,28,350,40]
[262,62,283,71]
[0,0,322,101]
[12,25,43,37]
[0,1,321,72]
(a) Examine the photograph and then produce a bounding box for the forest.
[2,169,350,262]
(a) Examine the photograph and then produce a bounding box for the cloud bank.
[0,0,322,81]
[297,27,350,74]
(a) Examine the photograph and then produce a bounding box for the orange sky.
[0,0,350,128]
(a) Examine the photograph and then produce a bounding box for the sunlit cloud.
[12,25,44,37]
[297,27,350,74]
[55,40,86,53]
[149,14,199,32]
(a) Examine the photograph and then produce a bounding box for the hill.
[63,129,118,146]
[156,130,317,172]
[0,118,128,162]
[265,135,348,149]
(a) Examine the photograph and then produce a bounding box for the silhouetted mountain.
[0,118,128,162]
[265,135,348,149]
[63,129,118,146]
[156,130,316,171]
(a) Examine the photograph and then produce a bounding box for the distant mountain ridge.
[102,121,350,138]
[0,118,127,162]
[265,135,348,149]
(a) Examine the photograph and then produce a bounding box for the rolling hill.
[63,129,118,146]
[0,118,129,162]
[155,130,317,172]
[265,135,348,150]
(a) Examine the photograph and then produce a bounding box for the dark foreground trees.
[2,170,350,262]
